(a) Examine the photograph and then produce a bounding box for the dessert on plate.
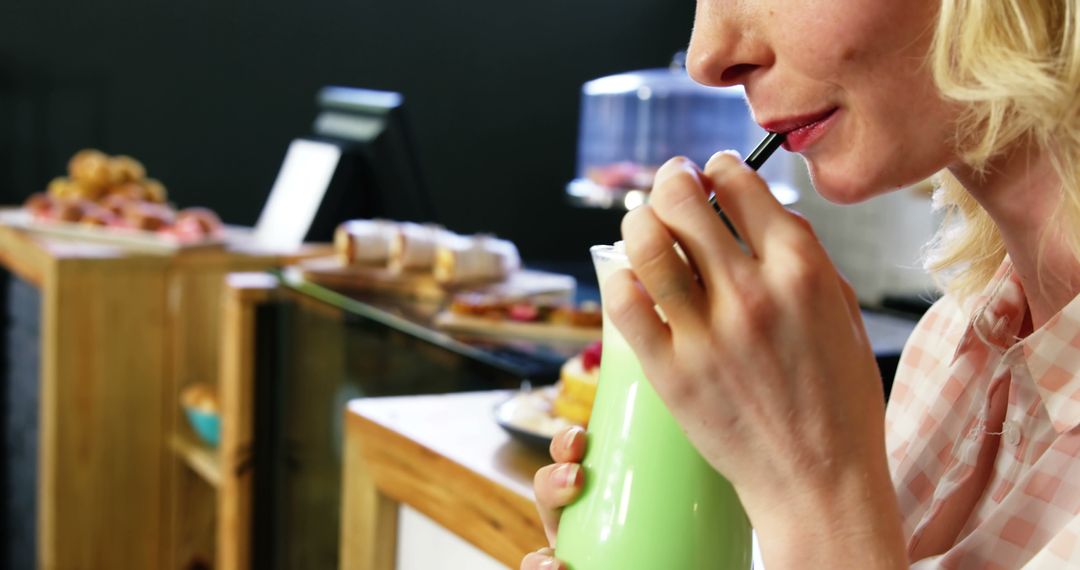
[552,341,601,426]
[22,148,225,241]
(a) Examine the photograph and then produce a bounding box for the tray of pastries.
[299,219,577,303]
[434,293,601,342]
[2,149,226,253]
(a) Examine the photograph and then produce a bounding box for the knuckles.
[704,152,768,192]
[650,170,707,216]
[601,270,644,326]
[775,245,832,301]
[726,278,779,333]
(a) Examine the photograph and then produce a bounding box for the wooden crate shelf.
[170,433,222,489]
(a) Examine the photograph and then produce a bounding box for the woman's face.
[689,0,958,203]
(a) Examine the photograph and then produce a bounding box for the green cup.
[554,243,752,569]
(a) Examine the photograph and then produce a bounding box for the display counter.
[211,269,582,569]
[0,222,323,569]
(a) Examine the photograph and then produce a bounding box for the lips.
[759,108,839,152]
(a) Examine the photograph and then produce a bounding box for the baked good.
[108,182,150,201]
[28,150,216,239]
[99,193,134,217]
[53,199,92,223]
[334,219,397,265]
[68,149,113,189]
[433,234,520,285]
[173,207,224,239]
[551,301,602,328]
[23,193,54,217]
[389,222,446,272]
[552,341,602,426]
[181,383,218,413]
[80,206,118,227]
[123,202,175,231]
[141,179,167,203]
[108,155,146,184]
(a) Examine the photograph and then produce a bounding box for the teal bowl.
[184,407,221,448]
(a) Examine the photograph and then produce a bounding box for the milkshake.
[554,243,752,569]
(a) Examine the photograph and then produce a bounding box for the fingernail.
[538,558,557,570]
[707,149,742,168]
[654,156,693,184]
[563,426,583,454]
[556,463,580,488]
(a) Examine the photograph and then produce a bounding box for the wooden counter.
[341,391,549,570]
[0,221,324,569]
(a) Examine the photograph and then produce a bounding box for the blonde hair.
[926,0,1080,297]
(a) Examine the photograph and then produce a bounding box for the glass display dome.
[567,56,798,210]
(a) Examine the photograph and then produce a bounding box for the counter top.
[341,390,549,569]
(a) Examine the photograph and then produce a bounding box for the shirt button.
[1003,421,1021,446]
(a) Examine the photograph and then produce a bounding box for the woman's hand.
[606,153,906,568]
[521,425,585,570]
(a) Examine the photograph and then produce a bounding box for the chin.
[804,160,890,205]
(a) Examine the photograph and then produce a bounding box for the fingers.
[643,157,749,288]
[620,205,707,330]
[836,273,870,344]
[534,462,584,546]
[521,547,565,570]
[549,426,586,464]
[783,209,866,336]
[702,151,798,260]
[601,268,674,363]
[532,428,586,555]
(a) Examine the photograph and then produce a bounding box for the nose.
[687,1,773,88]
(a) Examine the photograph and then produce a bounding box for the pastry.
[99,193,134,217]
[173,207,224,239]
[551,301,602,328]
[68,149,114,190]
[334,219,397,265]
[433,234,520,285]
[52,199,92,223]
[108,182,150,201]
[80,206,118,227]
[142,179,167,203]
[552,341,602,426]
[388,222,446,272]
[123,202,175,231]
[181,383,219,413]
[108,155,146,184]
[31,150,210,238]
[23,193,53,217]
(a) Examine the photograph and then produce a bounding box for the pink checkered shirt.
[886,259,1080,568]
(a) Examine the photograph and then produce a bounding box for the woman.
[524,0,1080,568]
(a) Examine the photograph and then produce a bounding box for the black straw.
[744,132,786,171]
[707,131,786,231]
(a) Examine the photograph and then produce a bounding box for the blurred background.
[0,0,696,264]
[0,3,941,569]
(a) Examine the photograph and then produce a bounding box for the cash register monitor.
[254,86,431,248]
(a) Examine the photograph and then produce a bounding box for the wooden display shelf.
[0,218,322,570]
[169,433,222,489]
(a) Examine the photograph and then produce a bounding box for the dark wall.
[0,0,695,262]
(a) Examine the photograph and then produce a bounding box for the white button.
[1003,421,1021,446]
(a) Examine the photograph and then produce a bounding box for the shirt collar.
[952,258,1080,433]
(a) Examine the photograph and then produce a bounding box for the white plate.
[493,386,577,452]
[0,208,226,254]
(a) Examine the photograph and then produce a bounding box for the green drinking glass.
[554,243,752,569]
